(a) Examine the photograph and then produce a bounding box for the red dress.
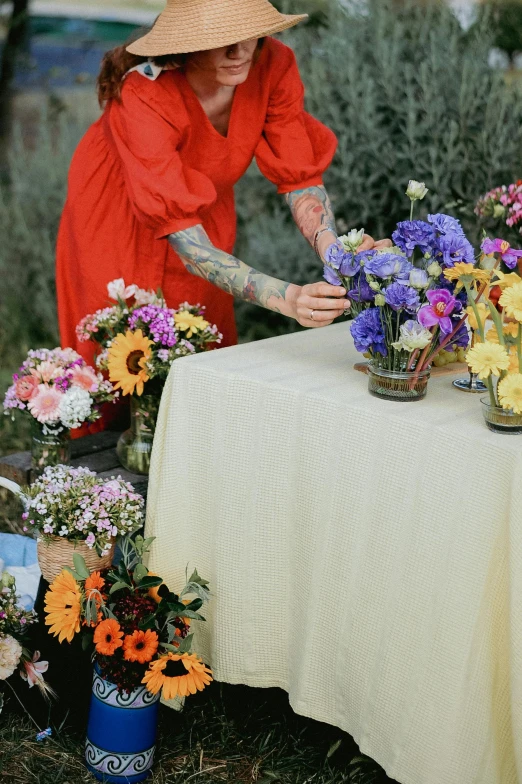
[56,36,337,361]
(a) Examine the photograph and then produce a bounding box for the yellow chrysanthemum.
[493,271,522,290]
[444,263,490,288]
[174,311,209,339]
[142,652,213,700]
[508,349,520,374]
[44,570,82,643]
[485,323,519,344]
[499,282,522,322]
[498,373,522,414]
[107,330,152,396]
[466,341,511,379]
[465,303,489,333]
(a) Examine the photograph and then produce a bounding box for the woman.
[57,0,388,367]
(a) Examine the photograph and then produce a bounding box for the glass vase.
[31,422,71,478]
[481,399,522,434]
[116,394,160,475]
[367,361,431,402]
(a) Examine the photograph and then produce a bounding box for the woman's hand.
[287,282,350,328]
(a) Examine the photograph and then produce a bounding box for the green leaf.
[160,643,180,653]
[187,568,209,587]
[175,633,194,655]
[139,575,163,589]
[327,739,342,759]
[133,563,148,584]
[72,553,90,579]
[183,598,203,613]
[179,609,205,621]
[81,633,93,651]
[110,581,130,594]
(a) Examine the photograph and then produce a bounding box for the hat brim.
[126,13,307,57]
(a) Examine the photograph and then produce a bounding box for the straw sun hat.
[126,0,308,57]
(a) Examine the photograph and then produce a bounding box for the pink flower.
[107,278,136,301]
[418,289,458,334]
[20,651,49,688]
[31,361,60,383]
[70,365,99,392]
[27,384,63,424]
[481,237,522,270]
[14,375,39,402]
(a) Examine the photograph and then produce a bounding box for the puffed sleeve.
[255,46,338,194]
[108,77,217,238]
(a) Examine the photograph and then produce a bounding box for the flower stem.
[409,201,414,222]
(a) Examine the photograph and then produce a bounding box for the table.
[145,323,522,784]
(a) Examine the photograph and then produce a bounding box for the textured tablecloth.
[146,322,522,784]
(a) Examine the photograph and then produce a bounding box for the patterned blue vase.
[85,668,160,783]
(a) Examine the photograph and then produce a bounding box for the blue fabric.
[0,533,37,567]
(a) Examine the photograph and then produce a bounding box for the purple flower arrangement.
[323,181,478,373]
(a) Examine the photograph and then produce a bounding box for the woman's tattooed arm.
[168,225,294,315]
[285,185,338,259]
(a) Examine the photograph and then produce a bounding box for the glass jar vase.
[367,362,431,402]
[116,394,160,475]
[31,423,71,477]
[481,399,522,434]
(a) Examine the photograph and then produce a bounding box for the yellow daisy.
[465,341,511,379]
[107,330,152,396]
[465,303,489,333]
[174,311,209,339]
[493,271,522,290]
[499,282,522,322]
[508,349,520,374]
[498,373,522,414]
[485,323,519,344]
[44,570,82,643]
[142,652,213,700]
[444,263,490,288]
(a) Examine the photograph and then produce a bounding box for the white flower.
[134,287,159,306]
[339,228,365,253]
[0,634,23,680]
[107,278,137,301]
[59,387,93,429]
[392,320,433,352]
[409,269,429,289]
[406,180,428,201]
[374,294,386,306]
[427,261,443,278]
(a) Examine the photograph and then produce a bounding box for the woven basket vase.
[37,537,115,583]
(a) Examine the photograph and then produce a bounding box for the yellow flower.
[444,263,490,288]
[174,311,209,338]
[44,570,82,643]
[465,341,511,379]
[107,330,152,396]
[485,323,519,343]
[142,652,213,700]
[465,303,489,333]
[508,349,520,374]
[498,373,522,414]
[499,282,522,322]
[493,271,522,290]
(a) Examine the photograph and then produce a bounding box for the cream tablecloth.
[146,322,522,784]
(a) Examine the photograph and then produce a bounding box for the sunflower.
[499,282,522,322]
[444,263,490,289]
[44,570,82,643]
[93,618,124,656]
[498,373,522,414]
[174,311,209,338]
[142,652,213,700]
[123,629,159,664]
[465,303,489,333]
[465,341,511,379]
[107,330,153,396]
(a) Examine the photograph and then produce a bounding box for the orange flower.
[123,629,159,664]
[142,652,213,700]
[94,619,124,656]
[44,570,82,643]
[85,571,105,598]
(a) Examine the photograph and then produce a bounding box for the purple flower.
[325,244,360,277]
[445,318,470,348]
[363,253,412,279]
[392,221,436,257]
[481,238,522,270]
[417,289,458,334]
[434,233,475,267]
[427,213,465,237]
[384,282,421,313]
[323,265,342,286]
[347,272,375,303]
[350,307,387,356]
[129,305,178,347]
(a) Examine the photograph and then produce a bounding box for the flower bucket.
[116,394,160,475]
[481,399,522,434]
[31,422,71,478]
[37,537,115,583]
[85,668,160,783]
[367,362,431,402]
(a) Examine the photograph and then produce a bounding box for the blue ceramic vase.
[85,668,160,783]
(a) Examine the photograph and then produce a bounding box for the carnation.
[59,387,93,429]
[350,307,387,356]
[0,634,22,680]
[392,221,435,257]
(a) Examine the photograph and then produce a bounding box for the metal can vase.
[367,361,431,402]
[85,668,160,783]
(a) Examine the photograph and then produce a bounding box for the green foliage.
[482,0,522,64]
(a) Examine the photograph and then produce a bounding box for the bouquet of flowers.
[44,535,212,699]
[475,181,522,244]
[22,465,144,558]
[76,279,223,398]
[0,571,54,704]
[323,180,479,399]
[3,348,115,434]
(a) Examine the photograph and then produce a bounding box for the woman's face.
[186,39,259,87]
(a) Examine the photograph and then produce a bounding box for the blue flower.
[384,282,420,313]
[324,244,344,270]
[347,272,374,303]
[427,213,465,237]
[325,244,360,278]
[433,233,475,267]
[392,221,436,257]
[350,307,387,356]
[363,253,412,279]
[323,265,342,286]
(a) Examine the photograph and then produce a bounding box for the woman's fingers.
[302,282,346,298]
[374,238,393,249]
[301,295,350,312]
[358,233,375,252]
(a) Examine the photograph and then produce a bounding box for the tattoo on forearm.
[285,185,337,247]
[168,225,290,313]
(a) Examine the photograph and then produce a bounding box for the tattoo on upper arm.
[168,225,289,312]
[285,185,337,246]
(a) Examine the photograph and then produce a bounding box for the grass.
[0,682,395,783]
